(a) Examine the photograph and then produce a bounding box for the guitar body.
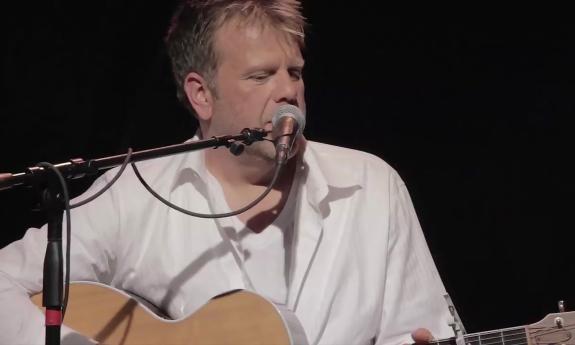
[32,282,575,345]
[31,282,308,345]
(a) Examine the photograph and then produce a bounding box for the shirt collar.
[176,135,361,218]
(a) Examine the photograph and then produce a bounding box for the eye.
[289,68,303,81]
[250,72,271,82]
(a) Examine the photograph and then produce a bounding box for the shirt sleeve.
[375,171,455,345]
[0,174,121,344]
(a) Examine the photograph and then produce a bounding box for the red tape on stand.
[45,309,62,326]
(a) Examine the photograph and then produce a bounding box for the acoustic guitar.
[31,281,308,344]
[32,282,575,345]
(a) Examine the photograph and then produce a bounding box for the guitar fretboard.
[433,326,528,345]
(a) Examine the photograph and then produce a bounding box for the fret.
[503,327,527,345]
[459,327,527,345]
[481,331,504,345]
[466,334,481,345]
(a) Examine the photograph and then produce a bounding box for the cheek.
[215,96,263,128]
[219,83,265,113]
[216,80,280,124]
[298,83,306,109]
[238,86,275,113]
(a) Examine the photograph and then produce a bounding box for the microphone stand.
[0,128,267,345]
[41,177,64,345]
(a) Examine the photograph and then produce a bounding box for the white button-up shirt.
[0,139,455,344]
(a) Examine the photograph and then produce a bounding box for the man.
[0,1,455,344]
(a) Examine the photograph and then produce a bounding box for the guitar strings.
[431,324,575,345]
[430,339,529,345]
[431,328,527,345]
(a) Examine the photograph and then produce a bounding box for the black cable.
[131,160,283,218]
[70,148,133,209]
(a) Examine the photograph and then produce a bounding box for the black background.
[1,1,573,334]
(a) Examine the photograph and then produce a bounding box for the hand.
[411,328,435,344]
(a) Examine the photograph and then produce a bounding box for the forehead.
[213,17,304,66]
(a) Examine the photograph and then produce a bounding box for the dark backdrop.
[1,1,573,334]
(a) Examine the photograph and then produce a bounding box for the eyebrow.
[240,61,304,78]
[289,61,305,70]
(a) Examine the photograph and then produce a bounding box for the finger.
[411,328,435,344]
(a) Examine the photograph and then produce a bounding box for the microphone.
[272,104,306,165]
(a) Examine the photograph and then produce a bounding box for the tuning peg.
[558,300,565,313]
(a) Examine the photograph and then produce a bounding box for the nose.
[272,70,300,106]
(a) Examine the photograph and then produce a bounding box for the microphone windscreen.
[271,104,306,136]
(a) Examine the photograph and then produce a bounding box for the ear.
[183,72,214,121]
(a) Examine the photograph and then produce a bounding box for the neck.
[204,139,302,233]
[430,326,527,345]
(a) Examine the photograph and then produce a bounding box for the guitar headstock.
[526,311,575,345]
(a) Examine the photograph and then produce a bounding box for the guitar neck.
[433,326,528,345]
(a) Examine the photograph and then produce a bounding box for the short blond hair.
[165,0,306,113]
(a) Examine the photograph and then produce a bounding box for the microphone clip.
[227,128,269,156]
[240,128,268,145]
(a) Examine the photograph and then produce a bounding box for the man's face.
[206,19,306,161]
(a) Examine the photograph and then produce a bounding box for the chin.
[242,141,277,162]
[240,138,303,164]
